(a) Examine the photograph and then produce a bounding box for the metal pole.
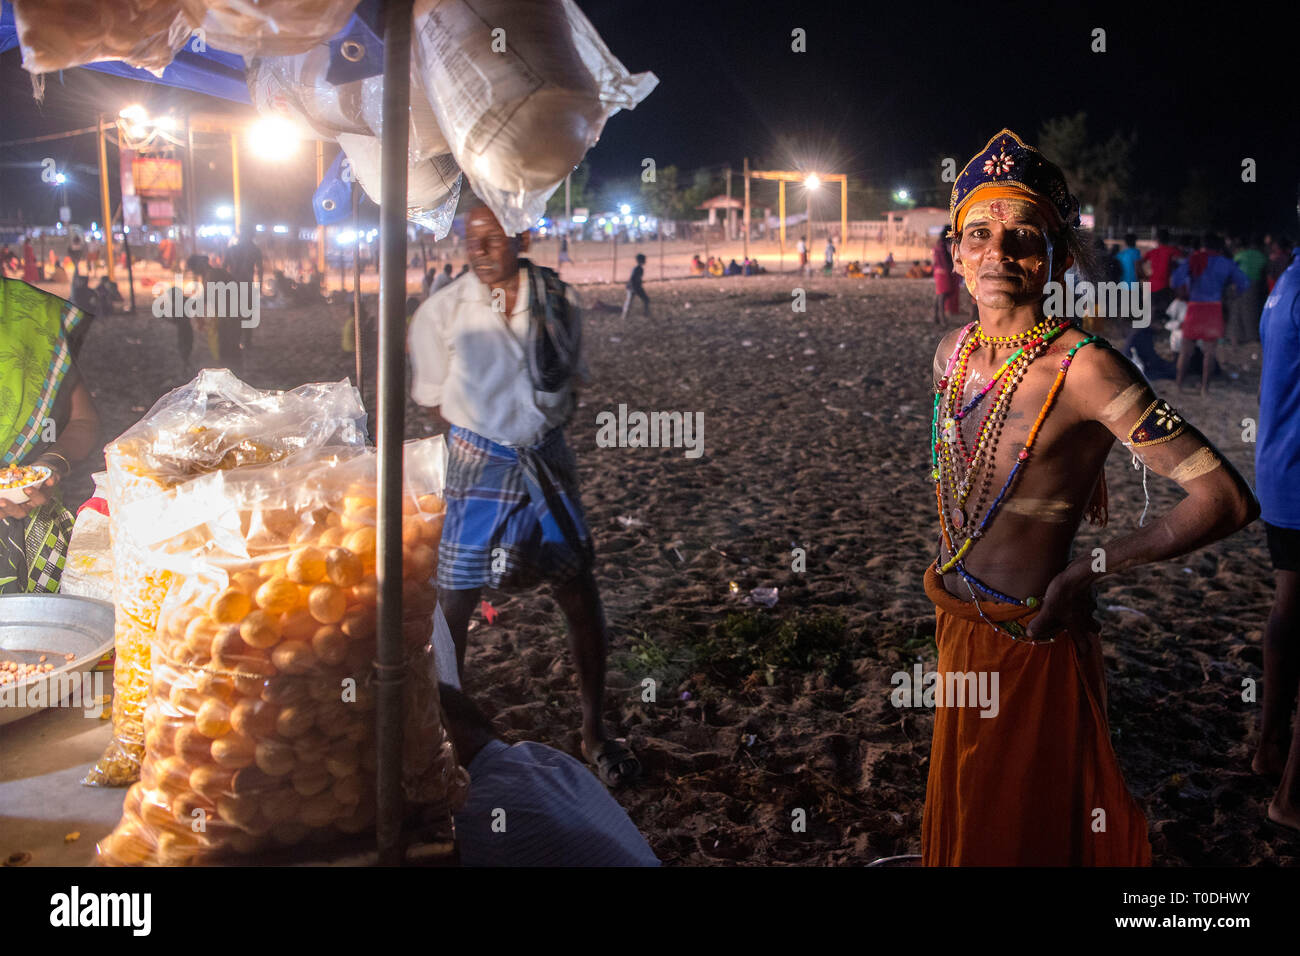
[375,0,413,868]
[122,225,136,313]
[779,179,786,262]
[97,115,115,281]
[724,166,731,241]
[611,228,617,284]
[742,158,750,261]
[316,140,327,274]
[185,118,199,258]
[840,176,848,255]
[353,181,363,396]
[230,133,241,236]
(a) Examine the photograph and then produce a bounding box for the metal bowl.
[0,593,114,725]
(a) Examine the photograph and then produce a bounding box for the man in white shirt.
[407,203,640,788]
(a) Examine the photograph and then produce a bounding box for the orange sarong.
[921,564,1151,866]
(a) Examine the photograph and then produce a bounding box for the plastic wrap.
[336,133,462,238]
[359,68,451,162]
[176,0,360,58]
[10,0,195,75]
[412,0,658,234]
[59,473,114,604]
[95,438,466,865]
[248,45,372,141]
[84,371,368,787]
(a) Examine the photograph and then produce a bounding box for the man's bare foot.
[1252,742,1287,777]
[1267,799,1300,833]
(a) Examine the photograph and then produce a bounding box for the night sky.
[1,0,1295,233]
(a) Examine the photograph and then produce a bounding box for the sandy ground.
[48,272,1300,866]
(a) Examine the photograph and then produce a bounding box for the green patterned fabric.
[1,500,74,594]
[0,277,87,593]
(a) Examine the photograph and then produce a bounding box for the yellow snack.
[325,547,364,587]
[209,588,252,624]
[216,793,259,831]
[280,607,318,643]
[230,570,262,595]
[275,704,314,738]
[292,766,331,797]
[286,546,327,584]
[194,670,235,702]
[211,733,256,769]
[174,724,215,764]
[239,609,282,649]
[195,698,233,738]
[308,584,346,624]
[189,764,235,801]
[261,788,300,824]
[271,641,316,676]
[256,576,301,615]
[255,739,297,777]
[230,697,278,738]
[342,527,377,565]
[310,625,347,666]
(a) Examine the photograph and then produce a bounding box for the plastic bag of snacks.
[84,371,368,787]
[176,0,358,59]
[411,0,658,234]
[9,0,193,75]
[335,132,462,238]
[95,432,465,864]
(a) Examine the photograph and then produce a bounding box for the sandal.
[583,738,641,788]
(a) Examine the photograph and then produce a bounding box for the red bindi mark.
[988,200,1010,222]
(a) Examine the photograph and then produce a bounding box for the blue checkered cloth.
[437,425,595,591]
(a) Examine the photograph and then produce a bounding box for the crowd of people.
[688,253,768,277]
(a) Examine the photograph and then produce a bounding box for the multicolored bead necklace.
[930,320,1102,611]
[969,317,1058,348]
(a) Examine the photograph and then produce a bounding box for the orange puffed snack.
[94,374,464,865]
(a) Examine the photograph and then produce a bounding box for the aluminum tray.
[0,593,114,726]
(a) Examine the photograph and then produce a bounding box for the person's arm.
[1,373,99,519]
[1025,347,1258,641]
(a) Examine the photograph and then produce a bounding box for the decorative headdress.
[949,129,1080,234]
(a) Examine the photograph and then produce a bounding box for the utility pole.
[96,114,115,280]
[724,165,732,240]
[316,141,326,274]
[230,132,241,236]
[185,117,199,258]
[742,157,751,261]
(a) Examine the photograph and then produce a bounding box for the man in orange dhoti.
[923,130,1259,865]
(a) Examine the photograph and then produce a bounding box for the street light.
[805,174,820,241]
[619,203,631,215]
[215,204,233,220]
[247,116,302,161]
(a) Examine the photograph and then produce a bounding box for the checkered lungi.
[437,425,595,591]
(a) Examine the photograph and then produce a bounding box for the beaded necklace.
[969,317,1058,348]
[930,322,1102,610]
[936,320,1073,516]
